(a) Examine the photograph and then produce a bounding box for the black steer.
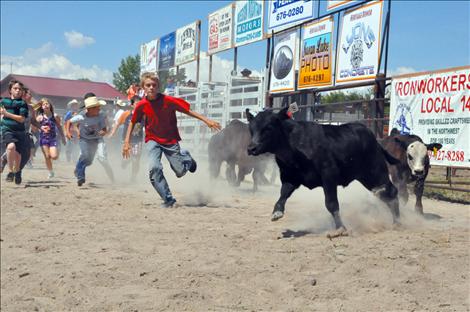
[208,119,271,192]
[246,108,400,238]
[380,128,442,214]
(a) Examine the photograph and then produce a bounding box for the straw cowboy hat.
[84,96,107,109]
[116,99,127,107]
[67,99,79,107]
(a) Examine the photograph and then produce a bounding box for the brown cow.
[380,128,442,214]
[208,119,272,192]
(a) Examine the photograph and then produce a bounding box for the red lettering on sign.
[435,77,442,93]
[450,75,457,91]
[458,74,466,91]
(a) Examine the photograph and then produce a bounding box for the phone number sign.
[268,0,315,33]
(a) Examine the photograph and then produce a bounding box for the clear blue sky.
[1,0,469,83]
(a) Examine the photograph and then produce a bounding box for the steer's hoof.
[271,211,284,221]
[326,226,348,239]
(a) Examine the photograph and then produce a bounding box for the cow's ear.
[426,143,443,151]
[394,137,409,149]
[278,107,290,120]
[246,108,254,122]
[390,128,400,136]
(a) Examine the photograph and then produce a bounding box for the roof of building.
[0,74,126,100]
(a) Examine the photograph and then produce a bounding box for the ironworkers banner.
[336,0,383,83]
[298,16,334,89]
[208,4,233,54]
[140,39,159,73]
[268,0,316,33]
[390,67,470,167]
[158,32,176,70]
[175,21,198,66]
[270,29,297,93]
[234,0,264,47]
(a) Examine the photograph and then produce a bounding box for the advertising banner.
[234,0,264,47]
[140,39,159,73]
[336,0,383,83]
[298,16,334,89]
[208,4,233,54]
[327,0,359,11]
[270,29,297,93]
[390,66,470,167]
[176,21,198,66]
[158,32,176,70]
[268,0,315,33]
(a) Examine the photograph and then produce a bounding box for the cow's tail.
[381,146,400,165]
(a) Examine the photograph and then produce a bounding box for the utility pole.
[10,62,13,74]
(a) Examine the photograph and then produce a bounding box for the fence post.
[374,73,386,138]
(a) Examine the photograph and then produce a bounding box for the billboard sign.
[298,16,334,89]
[390,67,470,167]
[336,0,383,83]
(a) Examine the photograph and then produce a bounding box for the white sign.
[234,0,264,47]
[176,21,198,66]
[327,0,359,11]
[208,4,233,54]
[270,29,297,93]
[140,39,159,73]
[336,0,383,83]
[390,66,470,167]
[268,0,315,33]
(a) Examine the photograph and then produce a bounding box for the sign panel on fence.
[176,22,198,66]
[268,0,315,33]
[140,39,159,73]
[159,32,176,70]
[270,29,297,93]
[390,67,470,167]
[208,4,233,54]
[336,0,383,83]
[298,17,334,89]
[234,0,264,47]
[327,0,359,11]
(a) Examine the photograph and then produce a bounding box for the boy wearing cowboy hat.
[66,95,113,186]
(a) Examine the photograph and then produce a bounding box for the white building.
[174,75,265,156]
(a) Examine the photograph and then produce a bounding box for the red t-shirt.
[131,94,190,145]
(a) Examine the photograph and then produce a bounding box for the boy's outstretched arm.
[182,109,222,131]
[122,121,136,159]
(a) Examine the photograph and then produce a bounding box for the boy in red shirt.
[122,72,221,207]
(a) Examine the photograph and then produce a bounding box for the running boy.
[0,80,29,184]
[66,95,112,186]
[122,72,221,207]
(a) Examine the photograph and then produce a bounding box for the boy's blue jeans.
[146,140,193,204]
[75,138,115,181]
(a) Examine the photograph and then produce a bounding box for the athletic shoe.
[77,178,85,186]
[48,171,55,179]
[14,171,22,185]
[5,172,14,182]
[188,158,197,173]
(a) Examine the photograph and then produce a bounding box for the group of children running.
[1,72,221,207]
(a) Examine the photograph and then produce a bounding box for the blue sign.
[268,0,315,33]
[159,32,176,70]
[234,0,264,47]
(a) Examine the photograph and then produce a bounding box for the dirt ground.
[1,155,469,312]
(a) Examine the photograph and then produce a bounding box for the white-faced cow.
[246,108,400,238]
[380,128,442,214]
[208,119,271,192]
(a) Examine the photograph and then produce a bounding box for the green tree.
[113,54,140,93]
[322,90,371,104]
[77,78,91,81]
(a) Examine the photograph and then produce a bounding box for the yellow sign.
[298,17,333,89]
